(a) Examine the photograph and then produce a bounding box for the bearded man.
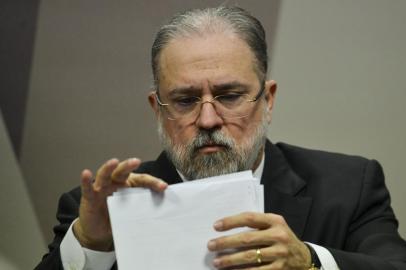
[35,6,406,270]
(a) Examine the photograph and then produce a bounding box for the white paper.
[107,170,264,270]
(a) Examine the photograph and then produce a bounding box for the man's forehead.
[157,34,260,92]
[159,34,255,68]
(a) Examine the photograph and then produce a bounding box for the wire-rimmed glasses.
[154,86,265,121]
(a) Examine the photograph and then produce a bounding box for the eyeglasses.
[154,85,265,121]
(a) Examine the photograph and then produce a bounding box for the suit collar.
[261,140,306,194]
[261,140,312,238]
[152,152,183,185]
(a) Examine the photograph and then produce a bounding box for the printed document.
[107,170,264,270]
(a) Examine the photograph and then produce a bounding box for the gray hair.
[151,6,268,89]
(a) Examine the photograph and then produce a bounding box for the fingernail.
[108,158,118,165]
[214,221,223,230]
[129,158,139,163]
[213,258,220,267]
[207,240,216,250]
[158,182,167,190]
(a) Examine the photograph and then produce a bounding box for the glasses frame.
[154,84,266,120]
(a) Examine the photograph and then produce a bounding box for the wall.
[269,0,406,237]
[0,113,46,269]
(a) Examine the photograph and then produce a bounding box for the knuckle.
[273,214,286,224]
[276,245,289,257]
[277,230,289,242]
[265,213,273,219]
[240,234,254,245]
[272,229,289,243]
[138,173,149,182]
[128,173,143,186]
[243,250,256,262]
[244,212,257,223]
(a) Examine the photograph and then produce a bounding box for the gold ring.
[256,248,263,264]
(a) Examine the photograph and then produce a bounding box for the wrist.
[73,220,113,251]
[304,243,321,270]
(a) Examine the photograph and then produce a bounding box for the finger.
[245,263,275,270]
[213,247,275,269]
[111,158,141,183]
[127,173,168,192]
[214,212,285,231]
[259,259,285,270]
[208,230,273,251]
[213,245,286,269]
[213,248,258,268]
[94,158,119,188]
[80,169,94,199]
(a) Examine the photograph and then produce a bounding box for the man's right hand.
[72,158,168,251]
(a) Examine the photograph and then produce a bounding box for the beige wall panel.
[0,113,46,269]
[269,0,406,237]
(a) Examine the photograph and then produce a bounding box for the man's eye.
[217,93,243,103]
[173,97,199,106]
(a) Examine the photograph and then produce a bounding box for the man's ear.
[263,80,277,124]
[148,91,160,118]
[264,80,277,112]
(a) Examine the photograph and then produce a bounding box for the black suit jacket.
[35,141,406,269]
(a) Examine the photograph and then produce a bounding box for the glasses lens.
[171,96,200,114]
[215,94,253,118]
[160,95,200,120]
[159,92,258,120]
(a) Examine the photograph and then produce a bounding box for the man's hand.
[73,158,168,251]
[207,212,311,270]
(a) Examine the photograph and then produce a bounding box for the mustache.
[191,129,234,150]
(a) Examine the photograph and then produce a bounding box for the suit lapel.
[151,152,183,185]
[261,141,312,238]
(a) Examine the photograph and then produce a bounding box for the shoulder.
[272,142,384,201]
[275,142,374,181]
[59,186,82,214]
[276,142,369,165]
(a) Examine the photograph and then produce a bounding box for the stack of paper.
[107,170,264,270]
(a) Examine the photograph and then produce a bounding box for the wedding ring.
[256,248,263,264]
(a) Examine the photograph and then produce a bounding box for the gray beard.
[157,110,268,180]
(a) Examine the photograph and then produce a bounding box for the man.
[35,6,406,270]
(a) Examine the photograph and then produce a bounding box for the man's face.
[149,33,276,179]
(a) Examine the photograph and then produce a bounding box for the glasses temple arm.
[251,84,266,102]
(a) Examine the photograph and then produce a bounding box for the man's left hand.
[207,212,311,270]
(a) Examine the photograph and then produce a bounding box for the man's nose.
[195,101,224,129]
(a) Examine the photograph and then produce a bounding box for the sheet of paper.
[107,170,264,270]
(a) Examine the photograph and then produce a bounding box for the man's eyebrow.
[211,82,249,92]
[168,86,202,96]
[167,82,249,96]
